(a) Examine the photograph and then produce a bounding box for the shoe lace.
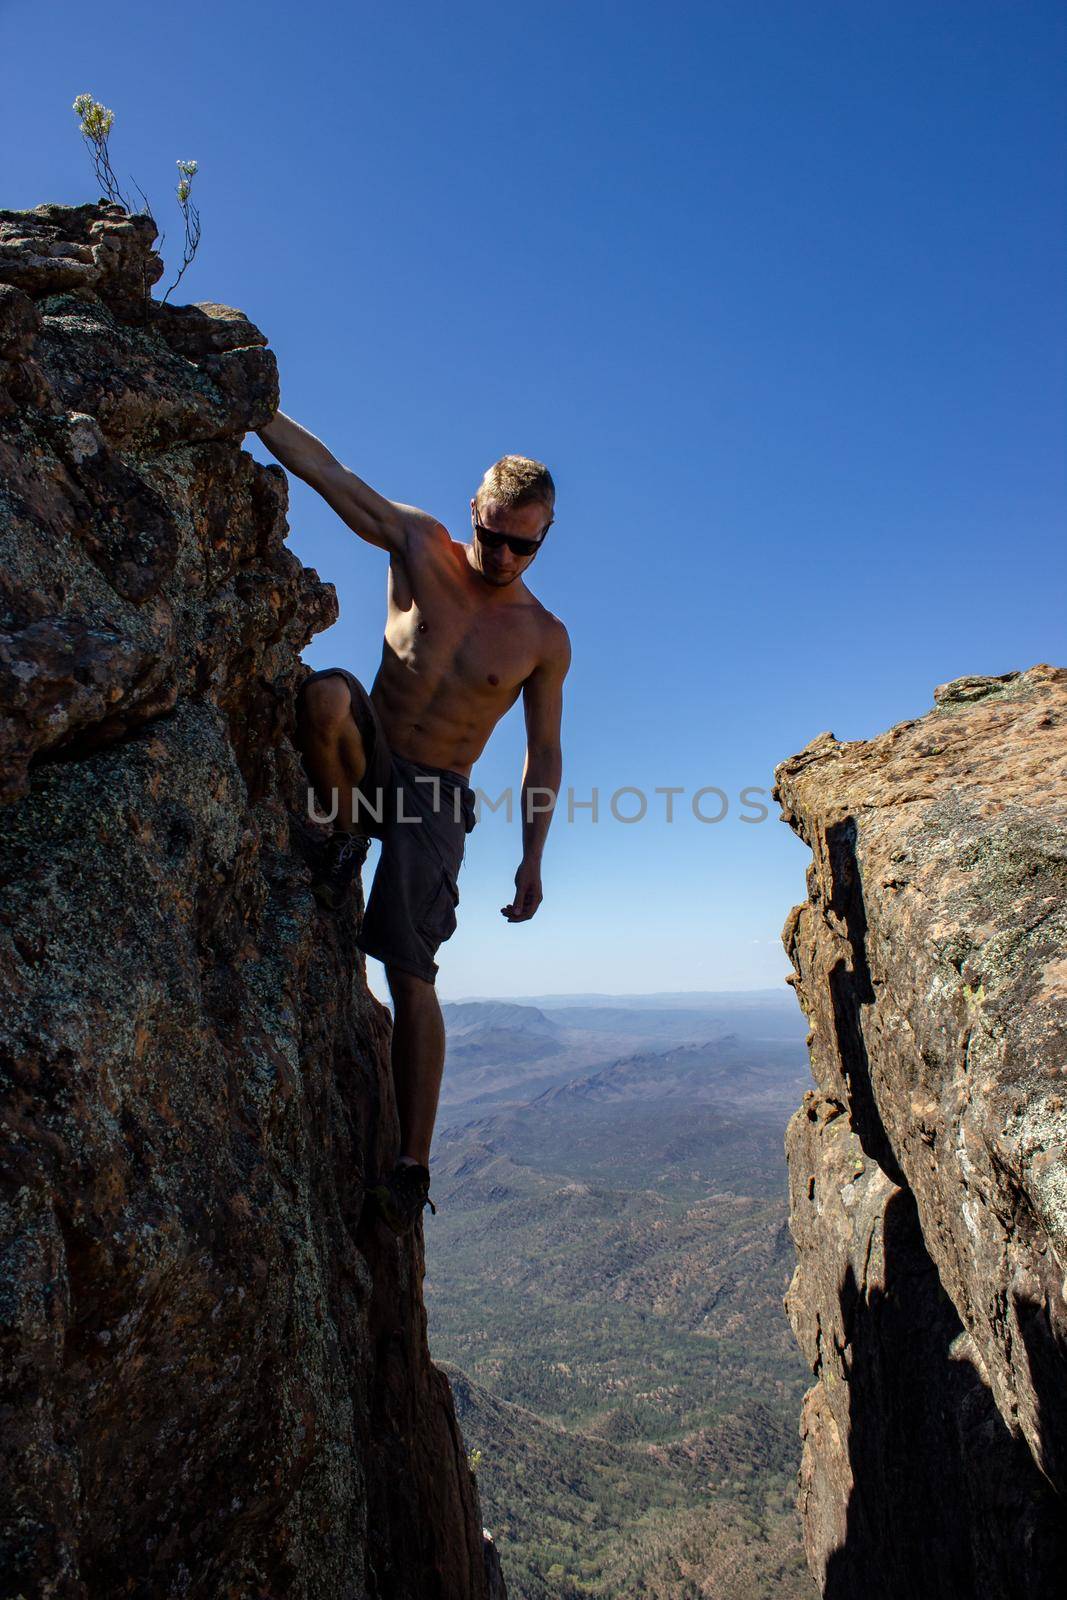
[330,832,362,869]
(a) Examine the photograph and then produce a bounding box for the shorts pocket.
[417,870,460,947]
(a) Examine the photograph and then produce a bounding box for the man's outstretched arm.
[502,620,572,924]
[256,410,442,554]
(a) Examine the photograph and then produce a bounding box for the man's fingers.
[500,875,542,921]
[499,896,541,922]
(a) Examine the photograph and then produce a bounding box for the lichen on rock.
[0,202,501,1599]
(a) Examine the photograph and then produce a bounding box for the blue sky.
[7,0,1065,998]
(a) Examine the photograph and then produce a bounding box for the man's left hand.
[501,861,543,922]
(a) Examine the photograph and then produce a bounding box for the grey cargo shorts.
[297,667,477,984]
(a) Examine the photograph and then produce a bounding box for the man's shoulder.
[394,503,456,553]
[526,599,571,671]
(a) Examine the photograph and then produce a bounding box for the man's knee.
[385,965,438,1009]
[298,673,355,740]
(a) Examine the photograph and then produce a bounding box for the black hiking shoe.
[310,829,366,911]
[367,1161,437,1236]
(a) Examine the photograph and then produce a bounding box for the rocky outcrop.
[775,666,1067,1597]
[0,203,501,1597]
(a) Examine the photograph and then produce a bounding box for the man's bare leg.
[296,674,367,830]
[385,966,445,1168]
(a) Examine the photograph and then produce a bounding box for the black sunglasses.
[472,515,552,557]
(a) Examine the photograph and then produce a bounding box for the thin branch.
[160,163,201,305]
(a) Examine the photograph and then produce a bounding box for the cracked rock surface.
[0,203,499,1599]
[775,665,1067,1597]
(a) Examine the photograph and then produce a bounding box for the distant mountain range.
[445,988,799,1010]
[441,1001,566,1077]
[528,1036,804,1111]
[438,991,808,1123]
[443,1001,563,1033]
[424,994,811,1599]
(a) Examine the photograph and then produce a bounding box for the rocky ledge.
[775,665,1066,1598]
[0,202,503,1598]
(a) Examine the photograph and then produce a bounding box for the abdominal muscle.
[370,639,525,777]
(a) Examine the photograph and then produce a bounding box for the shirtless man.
[256,410,571,1233]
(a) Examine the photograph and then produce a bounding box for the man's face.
[468,497,552,587]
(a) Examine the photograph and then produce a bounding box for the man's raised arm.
[256,410,440,554]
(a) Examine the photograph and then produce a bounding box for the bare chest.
[385,585,543,691]
[385,544,547,694]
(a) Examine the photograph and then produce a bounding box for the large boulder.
[775,665,1067,1597]
[0,202,499,1599]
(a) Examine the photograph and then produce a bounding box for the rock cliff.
[0,202,503,1598]
[775,666,1067,1597]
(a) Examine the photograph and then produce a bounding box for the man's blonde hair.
[476,454,555,517]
